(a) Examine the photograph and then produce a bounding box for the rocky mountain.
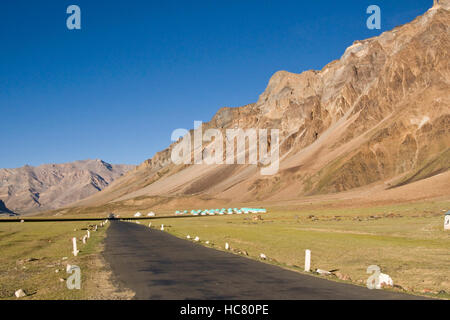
[0,160,134,214]
[69,1,450,213]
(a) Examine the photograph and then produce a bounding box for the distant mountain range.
[0,159,135,214]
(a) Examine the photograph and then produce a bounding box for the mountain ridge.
[60,2,450,214]
[0,159,135,214]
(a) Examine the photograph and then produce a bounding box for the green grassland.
[0,221,112,300]
[153,200,450,298]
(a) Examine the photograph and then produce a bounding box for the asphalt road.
[104,220,421,300]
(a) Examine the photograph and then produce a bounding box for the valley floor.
[1,199,448,299]
[104,220,419,299]
[152,199,450,298]
[0,221,132,300]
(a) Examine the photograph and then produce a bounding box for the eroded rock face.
[74,3,450,208]
[434,0,450,10]
[0,160,134,213]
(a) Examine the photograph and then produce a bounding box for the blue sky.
[0,0,432,168]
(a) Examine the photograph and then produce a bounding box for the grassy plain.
[1,199,448,299]
[152,200,450,298]
[0,220,128,300]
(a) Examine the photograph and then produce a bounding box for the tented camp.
[174,207,268,217]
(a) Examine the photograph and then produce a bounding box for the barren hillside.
[0,159,134,214]
[70,1,449,214]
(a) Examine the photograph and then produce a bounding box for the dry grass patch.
[155,200,450,299]
[0,221,130,300]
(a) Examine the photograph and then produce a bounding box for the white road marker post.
[72,237,79,256]
[304,249,311,272]
[225,242,230,250]
[160,224,164,231]
[87,230,90,239]
[82,235,87,244]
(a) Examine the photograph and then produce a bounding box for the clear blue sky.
[0,0,432,168]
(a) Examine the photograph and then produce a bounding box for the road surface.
[104,220,421,300]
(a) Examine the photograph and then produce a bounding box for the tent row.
[174,208,267,216]
[134,211,156,217]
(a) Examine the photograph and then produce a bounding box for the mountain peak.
[0,160,135,214]
[434,0,450,9]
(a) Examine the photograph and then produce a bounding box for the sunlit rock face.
[70,3,450,209]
